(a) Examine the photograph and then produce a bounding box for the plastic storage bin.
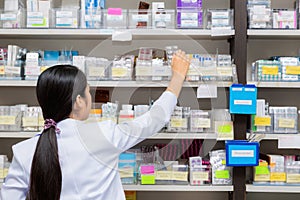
[111,55,134,81]
[248,1,272,29]
[0,9,24,28]
[151,59,171,81]
[1,61,22,80]
[177,8,203,29]
[210,150,232,185]
[0,105,25,132]
[53,8,79,28]
[273,10,297,29]
[104,8,127,29]
[189,157,211,185]
[82,7,104,28]
[119,153,137,185]
[22,107,42,132]
[152,9,175,29]
[166,106,190,133]
[190,110,211,133]
[26,10,50,28]
[172,165,189,185]
[128,10,152,29]
[206,9,234,29]
[85,57,110,81]
[269,107,298,134]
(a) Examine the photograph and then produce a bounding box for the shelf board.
[123,184,233,192]
[246,133,300,141]
[248,29,300,39]
[0,132,37,138]
[0,80,232,88]
[150,133,217,139]
[248,81,300,88]
[0,183,233,192]
[0,29,234,40]
[246,184,300,193]
[0,132,217,139]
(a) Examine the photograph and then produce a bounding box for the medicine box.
[256,60,281,81]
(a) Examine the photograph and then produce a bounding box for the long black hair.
[27,65,87,200]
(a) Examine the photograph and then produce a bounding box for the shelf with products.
[0,132,219,140]
[246,133,300,141]
[0,80,233,88]
[247,30,300,39]
[246,184,300,193]
[0,183,233,192]
[123,184,233,192]
[0,29,235,40]
[247,81,300,88]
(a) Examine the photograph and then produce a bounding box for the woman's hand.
[166,50,191,98]
[171,50,191,79]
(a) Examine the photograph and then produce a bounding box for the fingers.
[174,50,191,63]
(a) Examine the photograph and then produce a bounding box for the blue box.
[225,140,259,167]
[229,84,257,114]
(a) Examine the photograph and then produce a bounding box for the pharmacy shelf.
[0,132,218,140]
[246,184,300,193]
[247,29,300,39]
[0,80,37,87]
[0,29,235,40]
[123,184,233,192]
[248,81,300,88]
[150,133,217,139]
[0,132,37,138]
[0,80,233,88]
[246,133,300,141]
[0,183,233,192]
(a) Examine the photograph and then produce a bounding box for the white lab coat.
[0,91,177,200]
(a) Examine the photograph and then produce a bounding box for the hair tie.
[44,119,61,134]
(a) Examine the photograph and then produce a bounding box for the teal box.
[229,84,257,114]
[226,140,259,166]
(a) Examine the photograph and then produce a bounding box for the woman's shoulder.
[12,135,40,156]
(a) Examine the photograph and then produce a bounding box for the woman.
[0,50,190,200]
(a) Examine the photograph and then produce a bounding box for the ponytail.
[27,127,62,200]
